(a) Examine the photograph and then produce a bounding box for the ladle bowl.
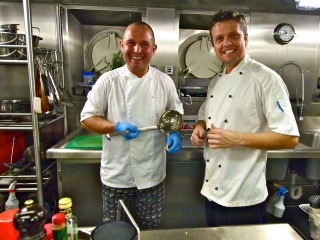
[106,110,182,140]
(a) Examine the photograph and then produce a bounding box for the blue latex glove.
[115,122,140,140]
[166,131,182,154]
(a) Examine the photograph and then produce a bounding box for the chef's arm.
[207,125,299,150]
[236,131,299,150]
[80,116,116,134]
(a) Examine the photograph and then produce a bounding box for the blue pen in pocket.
[277,100,284,112]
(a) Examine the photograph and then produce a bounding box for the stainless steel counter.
[47,127,320,159]
[78,223,303,240]
[139,223,303,240]
[47,127,320,227]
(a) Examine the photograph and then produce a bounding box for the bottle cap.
[58,197,72,209]
[83,71,94,76]
[52,213,66,225]
[24,199,34,207]
[309,195,320,208]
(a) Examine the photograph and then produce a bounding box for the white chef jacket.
[199,54,299,207]
[81,65,183,189]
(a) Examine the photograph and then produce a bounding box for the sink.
[299,132,320,148]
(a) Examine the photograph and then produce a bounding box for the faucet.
[279,60,305,121]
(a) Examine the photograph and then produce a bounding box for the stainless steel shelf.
[0,114,65,130]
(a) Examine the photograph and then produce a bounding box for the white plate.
[85,30,123,74]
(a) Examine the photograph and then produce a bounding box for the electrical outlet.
[165,66,174,75]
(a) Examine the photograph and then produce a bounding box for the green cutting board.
[64,135,102,149]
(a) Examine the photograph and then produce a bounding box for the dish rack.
[0,159,56,192]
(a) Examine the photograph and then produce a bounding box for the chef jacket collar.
[222,54,251,75]
[124,64,152,79]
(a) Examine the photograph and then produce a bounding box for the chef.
[80,21,183,229]
[190,10,299,226]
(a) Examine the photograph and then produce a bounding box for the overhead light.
[295,0,320,10]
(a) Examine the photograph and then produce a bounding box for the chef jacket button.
[210,95,213,98]
[207,159,209,162]
[215,187,218,190]
[219,74,222,77]
[224,119,228,123]
[229,95,232,98]
[239,72,243,75]
[208,117,211,120]
[218,164,221,168]
[206,179,209,182]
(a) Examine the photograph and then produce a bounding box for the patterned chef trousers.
[102,180,165,229]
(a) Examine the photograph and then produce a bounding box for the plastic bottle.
[52,212,68,240]
[58,197,78,240]
[13,199,48,240]
[273,186,287,218]
[5,181,19,210]
[266,189,279,215]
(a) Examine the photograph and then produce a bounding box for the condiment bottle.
[13,199,48,240]
[52,212,68,240]
[58,197,78,240]
[309,195,320,240]
[5,181,19,210]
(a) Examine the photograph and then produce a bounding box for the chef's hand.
[115,122,140,140]
[166,131,182,154]
[207,124,238,148]
[190,124,207,147]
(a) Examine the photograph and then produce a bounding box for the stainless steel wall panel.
[249,12,320,115]
[146,8,179,86]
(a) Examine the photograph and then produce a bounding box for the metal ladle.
[106,110,183,140]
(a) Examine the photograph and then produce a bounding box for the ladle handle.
[106,125,158,140]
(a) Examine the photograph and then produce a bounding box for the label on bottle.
[5,193,19,210]
[53,226,68,240]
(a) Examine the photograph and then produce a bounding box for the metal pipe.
[23,0,44,206]
[279,60,305,120]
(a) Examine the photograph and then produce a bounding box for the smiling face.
[120,23,157,78]
[211,19,248,74]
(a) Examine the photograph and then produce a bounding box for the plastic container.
[83,71,94,85]
[0,208,19,240]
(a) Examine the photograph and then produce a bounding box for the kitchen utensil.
[106,110,183,140]
[0,100,22,112]
[0,24,19,33]
[16,27,42,59]
[0,100,30,113]
[91,221,136,240]
[0,32,18,59]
